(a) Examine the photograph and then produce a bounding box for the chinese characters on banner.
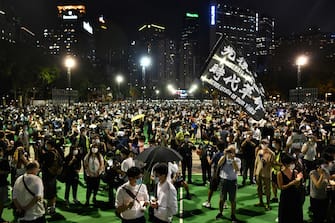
[201,38,266,121]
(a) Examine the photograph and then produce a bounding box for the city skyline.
[6,0,335,38]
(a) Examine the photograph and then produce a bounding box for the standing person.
[63,146,82,208]
[12,161,46,223]
[198,139,215,185]
[202,141,225,208]
[240,132,257,186]
[179,133,195,184]
[254,139,275,211]
[271,138,283,203]
[115,167,150,223]
[277,153,304,223]
[151,163,178,223]
[309,158,330,223]
[215,145,241,222]
[0,147,10,223]
[302,134,317,194]
[120,147,135,183]
[83,144,104,206]
[40,139,63,215]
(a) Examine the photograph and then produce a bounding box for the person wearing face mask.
[115,166,149,223]
[179,133,195,184]
[215,145,241,222]
[91,134,106,156]
[277,153,304,223]
[151,163,178,223]
[309,158,330,223]
[83,144,104,206]
[301,134,317,195]
[254,139,275,211]
[40,139,63,215]
[63,146,82,208]
[0,147,10,223]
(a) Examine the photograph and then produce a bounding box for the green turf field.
[3,175,313,223]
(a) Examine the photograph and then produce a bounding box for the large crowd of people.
[0,100,334,223]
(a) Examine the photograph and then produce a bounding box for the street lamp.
[64,56,76,104]
[295,55,308,88]
[295,55,308,103]
[325,92,332,102]
[116,74,124,100]
[140,56,151,101]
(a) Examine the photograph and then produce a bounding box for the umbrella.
[135,146,183,165]
[131,114,145,122]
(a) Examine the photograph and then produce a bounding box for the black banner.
[201,37,266,121]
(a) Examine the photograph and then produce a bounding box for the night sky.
[6,0,335,37]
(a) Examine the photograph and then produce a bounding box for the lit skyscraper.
[180,12,201,89]
[209,1,275,72]
[137,24,177,96]
[42,2,95,62]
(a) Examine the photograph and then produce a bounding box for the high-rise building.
[256,14,275,74]
[42,2,95,62]
[136,24,178,96]
[0,4,35,45]
[179,12,201,89]
[210,3,257,69]
[209,2,275,72]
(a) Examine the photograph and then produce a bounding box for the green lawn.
[3,175,313,223]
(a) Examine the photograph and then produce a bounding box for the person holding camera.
[254,138,275,211]
[215,145,241,222]
[12,161,46,223]
[63,146,82,208]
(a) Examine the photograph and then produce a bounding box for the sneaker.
[48,207,56,216]
[202,201,211,208]
[65,200,70,208]
[186,194,192,200]
[265,204,272,211]
[216,213,223,220]
[231,214,238,222]
[73,199,81,205]
[254,203,265,207]
[271,198,278,203]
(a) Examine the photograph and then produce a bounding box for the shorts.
[219,179,237,202]
[42,174,57,199]
[210,177,219,191]
[272,172,278,185]
[0,186,9,204]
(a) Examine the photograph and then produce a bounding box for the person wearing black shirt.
[0,147,10,223]
[179,133,195,184]
[240,132,257,186]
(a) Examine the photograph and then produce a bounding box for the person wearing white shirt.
[115,167,150,223]
[13,161,46,223]
[215,145,241,222]
[151,163,178,223]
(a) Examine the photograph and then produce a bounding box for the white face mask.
[94,139,100,144]
[73,150,78,156]
[226,158,233,164]
[154,177,159,184]
[289,164,295,170]
[92,148,98,153]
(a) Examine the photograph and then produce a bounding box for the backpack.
[48,150,64,176]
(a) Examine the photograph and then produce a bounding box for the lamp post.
[64,56,76,104]
[295,55,308,103]
[325,92,332,103]
[116,74,124,100]
[140,56,151,101]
